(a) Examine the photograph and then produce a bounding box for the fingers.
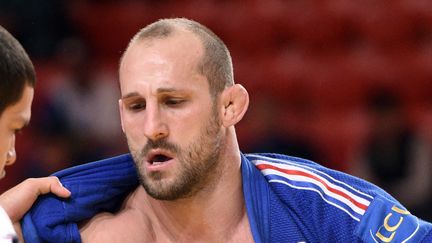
[47,177,72,198]
[26,176,71,198]
[0,176,71,223]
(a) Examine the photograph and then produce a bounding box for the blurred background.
[0,0,431,220]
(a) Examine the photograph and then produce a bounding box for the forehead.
[119,31,207,94]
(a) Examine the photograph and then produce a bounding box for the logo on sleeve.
[355,196,431,242]
[373,205,414,242]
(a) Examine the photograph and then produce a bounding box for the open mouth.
[147,152,173,165]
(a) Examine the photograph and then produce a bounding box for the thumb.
[0,176,71,222]
[34,176,71,198]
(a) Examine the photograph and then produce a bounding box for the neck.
[129,130,248,241]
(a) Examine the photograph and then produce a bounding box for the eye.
[127,102,146,111]
[122,96,146,112]
[164,98,186,107]
[165,99,184,105]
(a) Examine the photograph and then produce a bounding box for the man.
[0,25,71,242]
[23,18,432,242]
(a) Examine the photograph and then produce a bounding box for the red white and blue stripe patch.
[248,154,374,221]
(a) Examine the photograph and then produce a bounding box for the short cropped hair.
[124,18,234,97]
[0,25,36,115]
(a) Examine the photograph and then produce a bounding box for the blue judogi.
[22,153,432,242]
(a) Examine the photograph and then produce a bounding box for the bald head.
[121,18,234,97]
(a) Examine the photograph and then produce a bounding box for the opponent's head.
[119,18,248,200]
[0,25,36,179]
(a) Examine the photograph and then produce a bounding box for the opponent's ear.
[118,99,125,133]
[220,84,249,127]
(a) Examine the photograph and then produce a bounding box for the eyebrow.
[121,88,183,100]
[156,87,178,93]
[121,92,140,100]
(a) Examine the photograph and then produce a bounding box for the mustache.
[140,138,181,157]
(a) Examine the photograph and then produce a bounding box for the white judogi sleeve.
[0,206,17,243]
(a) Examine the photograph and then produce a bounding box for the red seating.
[18,0,432,176]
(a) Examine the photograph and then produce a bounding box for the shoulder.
[245,152,379,207]
[79,208,154,243]
[246,153,374,225]
[79,186,155,243]
[79,212,123,242]
[245,153,432,242]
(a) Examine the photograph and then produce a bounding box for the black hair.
[0,25,36,115]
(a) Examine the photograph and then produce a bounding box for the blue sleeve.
[21,154,139,243]
[250,153,432,242]
[356,195,432,242]
[422,229,432,242]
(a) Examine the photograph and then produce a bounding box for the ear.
[118,99,125,133]
[220,84,249,127]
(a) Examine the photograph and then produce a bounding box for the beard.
[128,109,223,201]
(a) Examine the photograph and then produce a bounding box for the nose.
[5,135,17,166]
[143,105,168,141]
[5,148,17,166]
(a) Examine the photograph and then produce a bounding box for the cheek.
[122,115,143,138]
[0,122,14,170]
[0,132,10,151]
[171,110,212,141]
